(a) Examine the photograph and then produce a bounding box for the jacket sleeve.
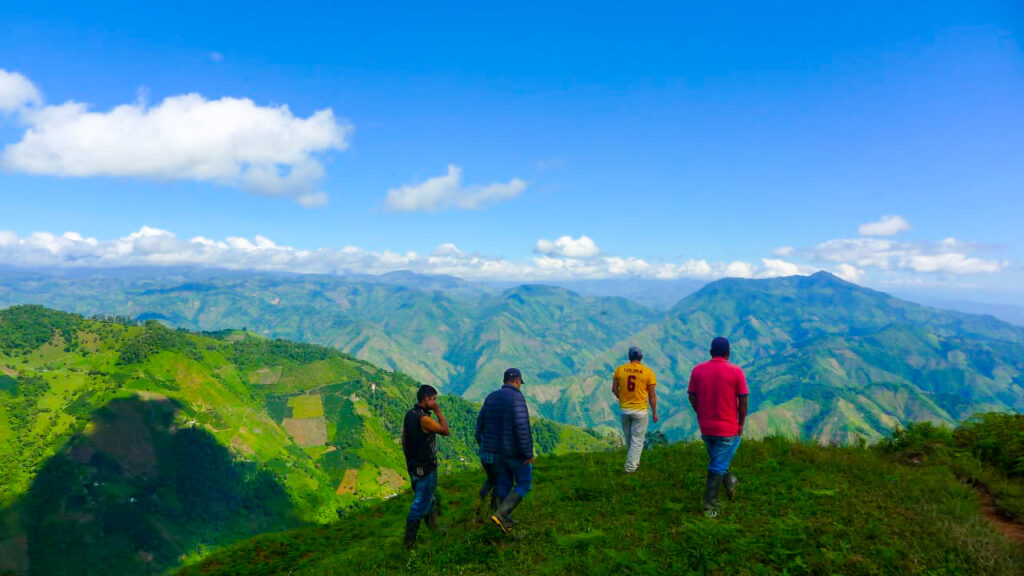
[475,404,485,447]
[513,392,534,459]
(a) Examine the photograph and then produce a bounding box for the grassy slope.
[180,438,1023,576]
[0,306,615,575]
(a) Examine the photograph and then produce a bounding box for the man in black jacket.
[476,368,534,533]
[401,385,450,549]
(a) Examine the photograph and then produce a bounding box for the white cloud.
[0,224,1005,284]
[534,235,600,259]
[899,252,1005,275]
[772,246,795,257]
[0,71,351,206]
[810,235,1005,277]
[0,226,812,283]
[757,258,808,278]
[858,215,911,237]
[209,52,224,63]
[833,263,864,283]
[385,165,527,212]
[0,69,41,112]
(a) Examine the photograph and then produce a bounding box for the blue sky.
[1,1,1022,301]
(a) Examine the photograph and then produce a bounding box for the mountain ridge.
[1,268,1022,443]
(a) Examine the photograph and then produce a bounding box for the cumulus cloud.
[0,227,812,282]
[385,165,527,212]
[772,246,795,257]
[858,215,911,237]
[810,236,1005,276]
[0,69,41,112]
[534,235,600,259]
[0,70,350,206]
[833,263,864,283]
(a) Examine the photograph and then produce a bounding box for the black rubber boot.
[704,472,723,517]
[491,492,524,534]
[722,473,738,501]
[404,518,421,550]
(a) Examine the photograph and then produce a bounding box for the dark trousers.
[479,461,498,499]
[494,457,532,500]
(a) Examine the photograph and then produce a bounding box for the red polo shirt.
[687,357,749,436]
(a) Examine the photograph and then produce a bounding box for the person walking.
[476,367,534,533]
[612,345,659,473]
[474,432,499,519]
[687,337,749,518]
[401,385,450,549]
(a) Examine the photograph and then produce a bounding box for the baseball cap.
[503,367,523,382]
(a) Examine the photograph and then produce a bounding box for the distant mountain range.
[1,267,1021,445]
[0,305,610,575]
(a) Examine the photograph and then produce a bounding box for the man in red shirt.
[687,337,749,518]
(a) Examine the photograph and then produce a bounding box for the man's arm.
[513,393,535,463]
[401,426,406,452]
[688,392,698,413]
[475,406,484,446]
[737,396,748,435]
[648,385,658,423]
[612,371,620,400]
[421,398,450,436]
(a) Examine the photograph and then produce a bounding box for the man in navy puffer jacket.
[476,367,534,533]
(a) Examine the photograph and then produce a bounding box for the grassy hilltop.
[0,305,612,575]
[181,432,1024,576]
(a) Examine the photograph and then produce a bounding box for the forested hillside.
[547,272,1024,442]
[0,306,612,575]
[2,269,1023,444]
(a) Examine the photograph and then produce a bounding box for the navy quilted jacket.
[476,384,534,459]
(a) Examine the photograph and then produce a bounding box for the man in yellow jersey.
[612,345,659,473]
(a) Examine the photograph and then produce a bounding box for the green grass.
[288,394,325,419]
[179,438,1024,576]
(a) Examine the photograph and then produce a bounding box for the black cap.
[710,336,730,357]
[503,367,523,382]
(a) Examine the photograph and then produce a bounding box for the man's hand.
[652,411,659,423]
[737,424,744,437]
[426,397,441,412]
[525,457,534,465]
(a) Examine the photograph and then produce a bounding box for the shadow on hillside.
[1,396,297,576]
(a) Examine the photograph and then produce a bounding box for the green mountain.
[179,435,1024,575]
[2,268,1022,444]
[0,305,612,575]
[547,272,1024,442]
[0,268,659,420]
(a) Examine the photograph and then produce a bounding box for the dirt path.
[977,488,1024,544]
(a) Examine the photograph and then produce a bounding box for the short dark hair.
[710,336,730,358]
[416,384,438,403]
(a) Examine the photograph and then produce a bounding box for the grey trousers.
[621,409,649,472]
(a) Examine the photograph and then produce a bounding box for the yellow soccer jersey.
[614,361,657,411]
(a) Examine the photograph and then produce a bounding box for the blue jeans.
[407,470,437,521]
[494,457,532,500]
[702,435,741,476]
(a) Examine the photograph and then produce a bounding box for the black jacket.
[476,384,534,459]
